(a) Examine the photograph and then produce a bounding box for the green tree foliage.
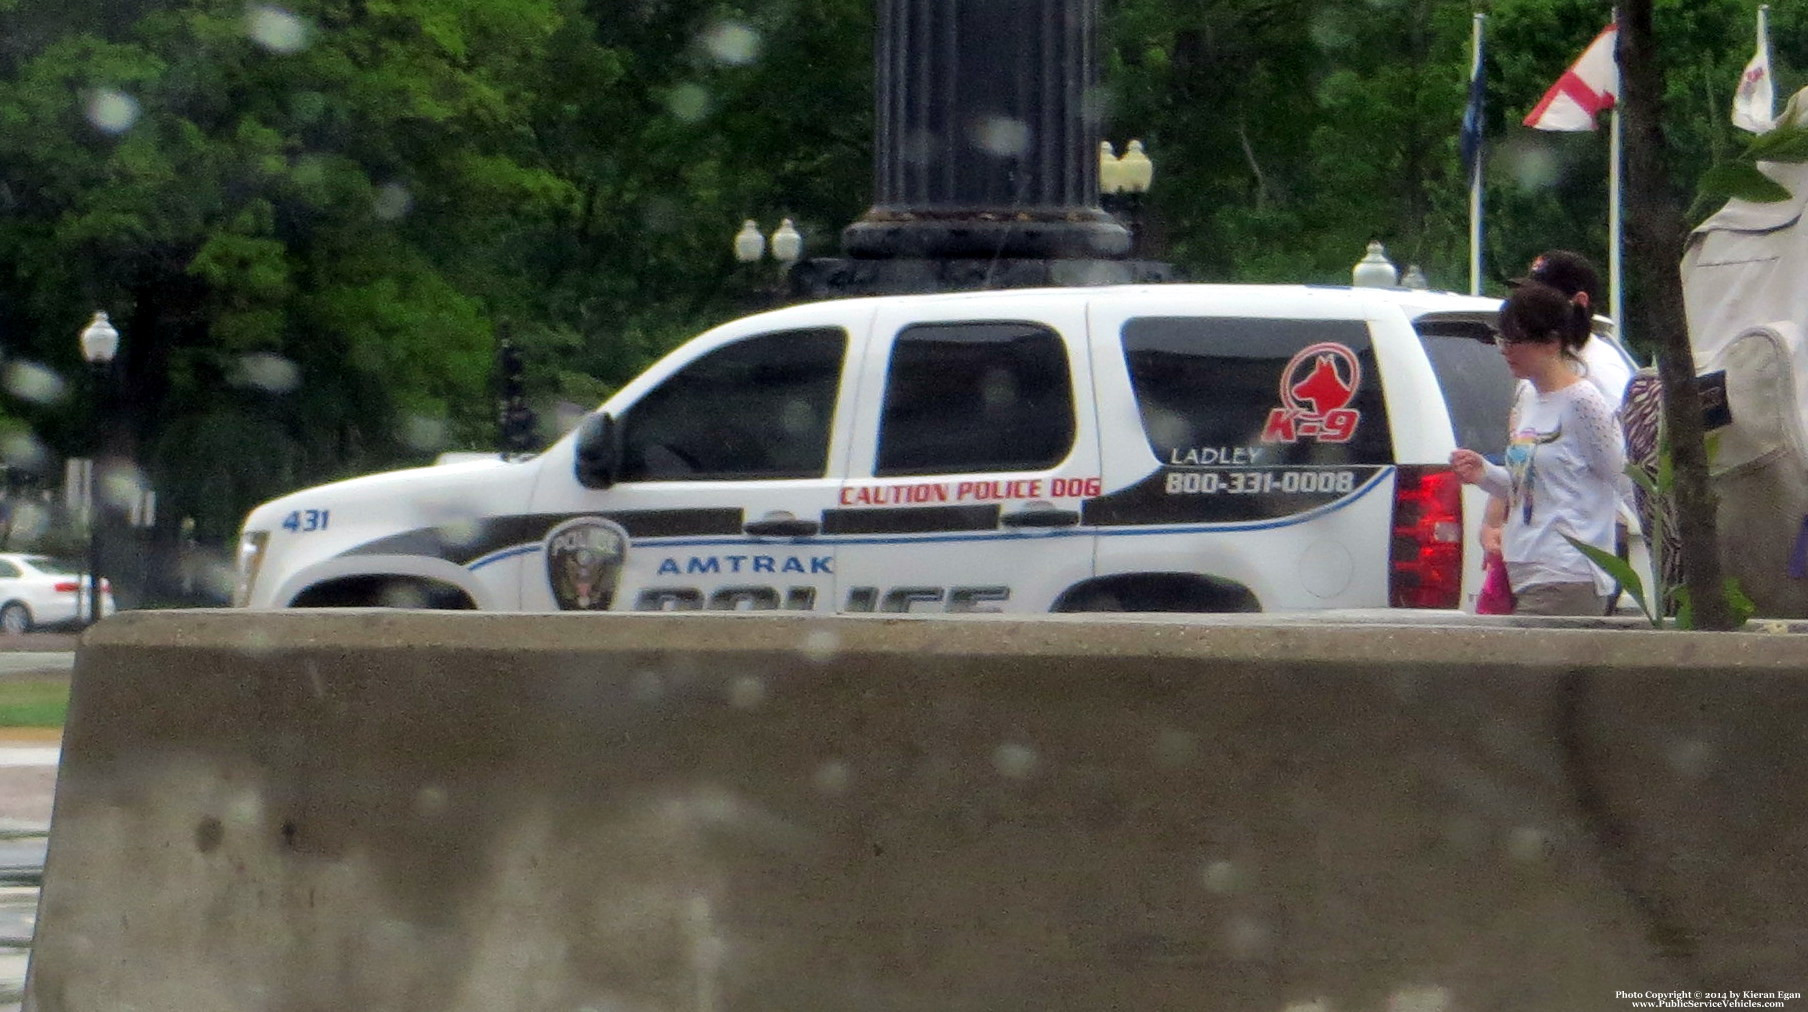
[0,0,565,545]
[1104,0,1785,326]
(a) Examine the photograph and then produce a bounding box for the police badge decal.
[544,517,629,611]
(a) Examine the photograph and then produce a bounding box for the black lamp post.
[79,310,118,626]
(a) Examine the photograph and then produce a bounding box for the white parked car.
[0,554,115,633]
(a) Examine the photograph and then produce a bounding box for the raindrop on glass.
[1200,858,1244,894]
[1222,915,1271,959]
[399,414,449,453]
[701,21,761,65]
[799,628,840,663]
[98,462,148,513]
[2,362,65,405]
[246,5,310,54]
[413,785,449,818]
[1664,737,1716,780]
[373,182,413,221]
[972,115,1031,158]
[631,669,663,702]
[993,742,1038,779]
[4,501,48,543]
[1505,826,1552,864]
[1386,985,1452,1012]
[1153,727,1197,766]
[85,89,140,134]
[728,675,767,710]
[0,432,49,472]
[231,352,301,394]
[1502,138,1562,191]
[813,760,851,795]
[665,84,711,123]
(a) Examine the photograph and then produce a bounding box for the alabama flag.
[1524,24,1619,131]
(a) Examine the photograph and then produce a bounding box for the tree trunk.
[1617,1,1733,628]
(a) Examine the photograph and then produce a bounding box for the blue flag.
[1459,28,1486,180]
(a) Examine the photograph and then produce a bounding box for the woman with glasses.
[1451,282,1628,616]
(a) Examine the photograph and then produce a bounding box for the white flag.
[1524,25,1619,132]
[1733,5,1776,134]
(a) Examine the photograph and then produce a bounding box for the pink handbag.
[1476,551,1515,615]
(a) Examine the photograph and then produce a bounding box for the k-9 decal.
[1262,342,1363,444]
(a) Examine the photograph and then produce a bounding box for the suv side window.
[619,328,846,482]
[1120,316,1393,464]
[875,322,1075,476]
[1415,318,1513,458]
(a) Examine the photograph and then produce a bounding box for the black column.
[793,0,1171,298]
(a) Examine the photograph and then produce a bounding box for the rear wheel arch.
[1052,573,1261,613]
[0,601,32,634]
[287,575,477,610]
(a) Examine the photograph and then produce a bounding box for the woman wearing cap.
[1452,282,1629,616]
[1509,250,1633,407]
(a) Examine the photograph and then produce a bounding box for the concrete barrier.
[23,610,1808,1010]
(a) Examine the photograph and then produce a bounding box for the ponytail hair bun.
[1500,281,1585,359]
[1564,291,1593,355]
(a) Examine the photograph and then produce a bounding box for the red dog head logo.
[1280,343,1360,416]
[1289,355,1357,415]
[1262,342,1363,444]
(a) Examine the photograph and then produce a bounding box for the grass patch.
[0,678,69,728]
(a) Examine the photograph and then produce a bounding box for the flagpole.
[1469,12,1485,296]
[1609,104,1624,339]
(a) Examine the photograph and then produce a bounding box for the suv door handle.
[999,507,1080,529]
[744,517,821,538]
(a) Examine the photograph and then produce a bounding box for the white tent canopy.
[1682,159,1808,371]
[1678,87,1808,615]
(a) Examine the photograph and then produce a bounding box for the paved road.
[0,655,71,679]
[0,635,77,654]
[0,643,71,1010]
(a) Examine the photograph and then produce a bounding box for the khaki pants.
[1513,581,1610,617]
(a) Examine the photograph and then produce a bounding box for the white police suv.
[232,284,1633,615]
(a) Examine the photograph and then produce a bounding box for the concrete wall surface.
[22,610,1808,1011]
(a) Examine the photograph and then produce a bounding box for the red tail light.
[53,581,79,593]
[1390,465,1464,608]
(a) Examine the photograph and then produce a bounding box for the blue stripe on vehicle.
[462,467,1394,566]
[467,544,541,571]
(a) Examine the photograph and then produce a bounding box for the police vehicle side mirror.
[574,412,620,489]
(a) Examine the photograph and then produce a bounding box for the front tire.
[0,602,32,635]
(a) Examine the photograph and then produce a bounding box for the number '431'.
[281,509,330,533]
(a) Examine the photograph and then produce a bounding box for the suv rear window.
[875,322,1075,476]
[1414,316,1513,459]
[1120,316,1393,465]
